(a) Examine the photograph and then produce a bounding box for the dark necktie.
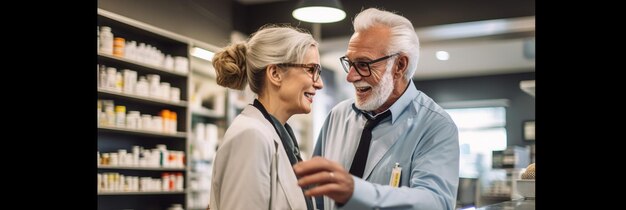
[349,110,391,178]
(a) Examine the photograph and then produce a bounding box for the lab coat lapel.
[243,105,300,209]
[242,106,283,146]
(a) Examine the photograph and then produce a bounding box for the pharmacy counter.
[476,198,535,210]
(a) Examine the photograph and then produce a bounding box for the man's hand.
[293,156,354,204]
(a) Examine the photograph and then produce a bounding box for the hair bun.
[212,42,248,90]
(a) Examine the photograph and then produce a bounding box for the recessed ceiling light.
[436,51,450,61]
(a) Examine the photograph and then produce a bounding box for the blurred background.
[97,0,535,209]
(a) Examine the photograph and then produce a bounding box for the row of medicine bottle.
[98,100,178,134]
[98,26,188,74]
[98,144,185,168]
[97,65,181,103]
[97,172,184,192]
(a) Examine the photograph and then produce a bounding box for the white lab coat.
[209,105,308,210]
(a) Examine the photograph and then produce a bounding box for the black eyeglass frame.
[276,63,322,82]
[339,53,400,77]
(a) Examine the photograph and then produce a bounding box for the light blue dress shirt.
[313,81,460,210]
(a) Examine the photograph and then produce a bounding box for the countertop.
[476,198,535,210]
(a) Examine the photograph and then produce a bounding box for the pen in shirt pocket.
[389,162,401,187]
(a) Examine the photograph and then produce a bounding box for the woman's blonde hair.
[212,25,318,94]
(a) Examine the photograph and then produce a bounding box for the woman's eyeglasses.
[277,63,322,82]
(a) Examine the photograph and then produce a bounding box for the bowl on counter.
[516,179,535,198]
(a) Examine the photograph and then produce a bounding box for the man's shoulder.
[409,91,453,122]
[411,90,441,110]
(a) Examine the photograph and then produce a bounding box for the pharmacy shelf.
[98,165,186,171]
[98,88,187,108]
[190,159,212,163]
[191,107,224,119]
[187,188,210,192]
[191,65,216,79]
[187,171,212,178]
[98,8,228,209]
[98,52,188,77]
[98,191,185,195]
[98,125,187,139]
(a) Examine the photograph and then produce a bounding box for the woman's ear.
[266,64,283,87]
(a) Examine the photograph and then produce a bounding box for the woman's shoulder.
[227,115,271,134]
[229,105,274,132]
[221,107,276,146]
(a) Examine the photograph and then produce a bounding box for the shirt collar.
[253,98,274,124]
[351,80,419,124]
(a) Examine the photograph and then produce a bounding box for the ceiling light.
[191,47,214,61]
[292,0,346,23]
[436,51,450,61]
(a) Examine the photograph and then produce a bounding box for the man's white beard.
[355,63,394,111]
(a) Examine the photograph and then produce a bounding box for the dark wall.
[97,0,534,45]
[98,0,233,47]
[238,0,535,40]
[415,72,535,147]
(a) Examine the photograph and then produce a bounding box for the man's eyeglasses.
[339,53,400,77]
[276,63,322,82]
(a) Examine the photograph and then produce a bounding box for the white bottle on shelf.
[168,203,184,210]
[99,26,114,55]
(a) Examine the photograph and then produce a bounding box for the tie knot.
[365,110,391,129]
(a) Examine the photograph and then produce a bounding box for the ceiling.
[233,0,535,80]
[235,0,288,5]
